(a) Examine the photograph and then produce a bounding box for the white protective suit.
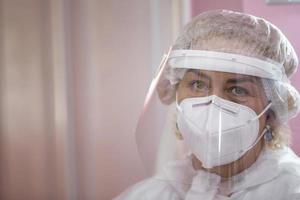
[114,147,300,200]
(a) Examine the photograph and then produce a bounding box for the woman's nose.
[210,87,227,100]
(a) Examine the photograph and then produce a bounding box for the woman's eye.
[190,80,208,90]
[229,86,249,96]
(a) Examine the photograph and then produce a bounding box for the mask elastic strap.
[239,102,273,154]
[249,101,272,122]
[242,125,270,154]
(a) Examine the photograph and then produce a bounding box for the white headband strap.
[168,50,285,81]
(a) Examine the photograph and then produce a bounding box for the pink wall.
[191,0,243,16]
[191,0,300,155]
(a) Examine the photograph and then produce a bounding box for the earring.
[264,125,273,142]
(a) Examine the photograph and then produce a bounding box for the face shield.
[135,48,290,191]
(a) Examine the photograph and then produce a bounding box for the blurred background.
[0,0,299,199]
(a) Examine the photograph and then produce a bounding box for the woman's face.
[177,69,271,178]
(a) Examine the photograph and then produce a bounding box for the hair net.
[160,9,300,122]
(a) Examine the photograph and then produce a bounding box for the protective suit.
[114,10,300,200]
[114,147,300,200]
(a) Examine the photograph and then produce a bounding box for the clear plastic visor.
[135,49,289,192]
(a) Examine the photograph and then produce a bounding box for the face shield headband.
[168,50,285,81]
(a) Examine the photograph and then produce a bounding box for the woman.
[114,10,300,200]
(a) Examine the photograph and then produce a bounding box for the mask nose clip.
[212,95,239,115]
[192,100,212,108]
[191,95,226,108]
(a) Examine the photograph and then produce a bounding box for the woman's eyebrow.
[226,77,258,84]
[187,69,212,82]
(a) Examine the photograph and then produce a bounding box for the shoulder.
[113,177,182,200]
[276,147,300,177]
[265,147,300,184]
[252,147,300,199]
[277,148,300,194]
[247,171,300,200]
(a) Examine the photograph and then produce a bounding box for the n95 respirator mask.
[176,95,271,169]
